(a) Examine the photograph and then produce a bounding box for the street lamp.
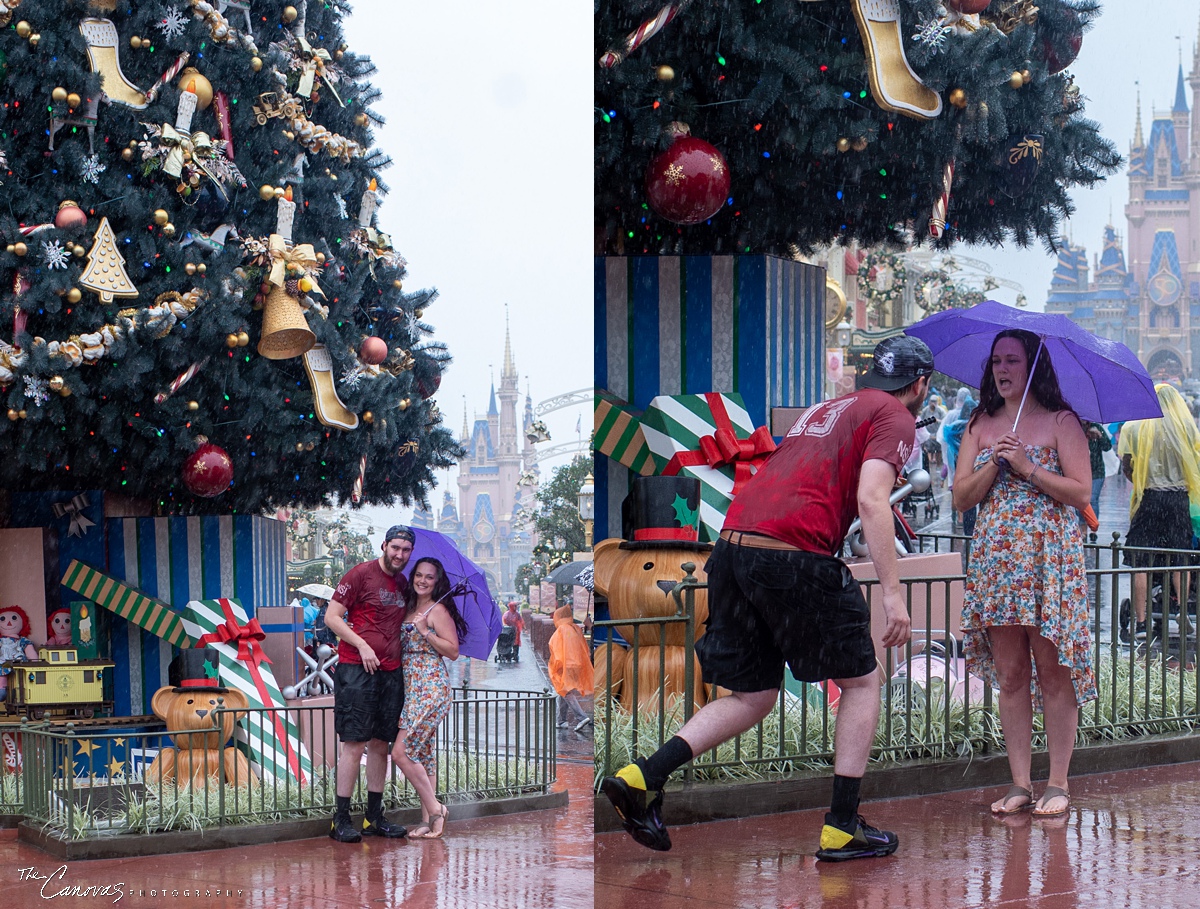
[835,320,852,349]
[577,472,595,549]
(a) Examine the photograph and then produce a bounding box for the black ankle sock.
[335,795,352,817]
[830,774,862,828]
[638,735,694,791]
[366,790,383,820]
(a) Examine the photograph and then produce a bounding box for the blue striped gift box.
[594,255,826,541]
[104,515,288,717]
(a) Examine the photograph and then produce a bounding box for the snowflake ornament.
[335,194,348,220]
[341,366,366,390]
[912,17,954,53]
[41,240,70,270]
[23,376,50,405]
[159,5,189,41]
[80,154,107,184]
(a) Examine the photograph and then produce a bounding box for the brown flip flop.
[991,785,1034,815]
[1032,786,1070,817]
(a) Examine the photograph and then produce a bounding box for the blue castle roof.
[1146,117,1183,179]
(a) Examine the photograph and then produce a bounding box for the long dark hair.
[407,557,468,642]
[969,329,1074,429]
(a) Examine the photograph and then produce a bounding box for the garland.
[0,290,202,385]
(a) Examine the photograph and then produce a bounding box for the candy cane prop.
[928,158,955,239]
[154,357,208,404]
[599,1,691,68]
[351,454,366,503]
[145,52,190,104]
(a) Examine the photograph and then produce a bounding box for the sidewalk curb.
[594,731,1200,832]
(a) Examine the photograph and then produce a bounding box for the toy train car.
[3,648,115,720]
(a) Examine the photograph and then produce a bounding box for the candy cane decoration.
[154,357,208,404]
[599,1,691,68]
[351,454,366,503]
[214,91,235,158]
[145,52,191,104]
[928,158,956,239]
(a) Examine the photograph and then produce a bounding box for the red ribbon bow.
[663,393,776,495]
[199,612,272,667]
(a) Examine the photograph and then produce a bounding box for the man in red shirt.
[602,336,933,862]
[325,524,414,842]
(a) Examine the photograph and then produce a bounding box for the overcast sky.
[340,1,592,545]
[967,1,1200,309]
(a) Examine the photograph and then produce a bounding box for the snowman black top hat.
[168,647,227,693]
[619,475,711,552]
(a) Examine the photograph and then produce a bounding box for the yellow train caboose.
[4,648,114,720]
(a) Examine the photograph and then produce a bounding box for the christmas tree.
[595,0,1121,255]
[0,0,460,513]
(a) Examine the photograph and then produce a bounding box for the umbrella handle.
[998,336,1044,469]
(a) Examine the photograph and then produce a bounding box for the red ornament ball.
[54,201,88,230]
[645,133,731,225]
[360,336,388,365]
[945,0,990,13]
[416,369,441,400]
[1039,6,1083,75]
[182,442,234,497]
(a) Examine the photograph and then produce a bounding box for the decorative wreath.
[856,251,908,314]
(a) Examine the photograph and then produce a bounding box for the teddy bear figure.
[147,648,255,789]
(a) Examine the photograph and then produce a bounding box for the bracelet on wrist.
[1028,464,1041,484]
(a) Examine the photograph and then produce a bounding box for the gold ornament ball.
[413,309,424,319]
[236,331,249,346]
[29,34,39,46]
[197,263,207,275]
[259,184,275,201]
[948,88,968,109]
[851,136,868,152]
[283,6,298,23]
[354,113,368,127]
[72,245,85,257]
[15,21,30,37]
[6,409,18,421]
[52,86,68,103]
[13,242,27,256]
[656,65,675,81]
[48,376,64,392]
[836,137,851,153]
[315,252,326,264]
[67,93,81,109]
[122,147,135,162]
[273,186,285,200]
[1009,71,1024,89]
[58,386,70,398]
[154,209,170,225]
[162,223,176,238]
[1021,69,1031,82]
[304,441,315,451]
[66,288,81,303]
[187,400,199,411]
[362,411,374,424]
[130,35,142,49]
[185,263,197,275]
[392,279,403,290]
[295,442,305,452]
[251,56,263,72]
[226,333,240,348]
[17,410,26,419]
[398,398,410,412]
[4,245,12,254]
[177,69,214,109]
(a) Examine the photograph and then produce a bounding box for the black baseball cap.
[858,335,935,392]
[384,524,416,544]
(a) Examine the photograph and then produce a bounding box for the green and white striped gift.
[640,393,758,542]
[594,390,655,476]
[180,598,312,784]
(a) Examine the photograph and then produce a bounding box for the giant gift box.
[595,254,826,540]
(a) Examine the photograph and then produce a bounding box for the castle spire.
[1133,89,1144,148]
[461,396,469,442]
[502,307,517,379]
[1174,63,1189,113]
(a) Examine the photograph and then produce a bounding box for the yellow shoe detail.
[615,764,647,790]
[362,818,370,830]
[820,824,854,850]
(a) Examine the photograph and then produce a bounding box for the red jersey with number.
[723,389,915,554]
[333,559,409,671]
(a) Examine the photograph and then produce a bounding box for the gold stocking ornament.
[303,345,359,431]
[850,0,942,120]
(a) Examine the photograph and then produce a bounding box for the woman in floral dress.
[953,329,1096,819]
[391,557,467,838]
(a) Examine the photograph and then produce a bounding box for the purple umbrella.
[407,528,504,661]
[905,300,1162,424]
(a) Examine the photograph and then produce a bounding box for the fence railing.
[595,536,1200,784]
[15,684,555,840]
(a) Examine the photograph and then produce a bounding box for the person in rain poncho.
[1118,384,1200,639]
[549,605,593,732]
[944,395,977,535]
[938,388,972,478]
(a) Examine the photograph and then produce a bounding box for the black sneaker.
[815,813,899,862]
[362,815,408,838]
[601,766,671,851]
[329,813,362,843]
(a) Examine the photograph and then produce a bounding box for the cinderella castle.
[410,321,539,597]
[1045,31,1200,384]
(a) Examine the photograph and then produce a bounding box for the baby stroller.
[901,415,941,523]
[495,626,518,663]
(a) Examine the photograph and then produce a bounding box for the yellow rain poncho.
[1119,383,1200,524]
